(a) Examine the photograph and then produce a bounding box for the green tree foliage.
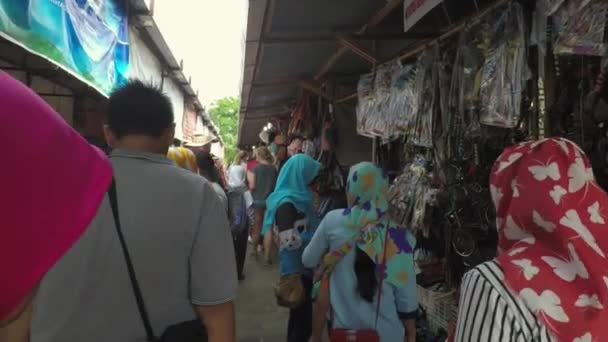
[208,96,240,164]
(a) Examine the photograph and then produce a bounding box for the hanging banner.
[0,0,129,96]
[404,0,443,32]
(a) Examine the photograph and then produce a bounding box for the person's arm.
[311,278,329,342]
[0,296,34,342]
[194,302,235,342]
[303,217,330,342]
[402,318,416,342]
[247,170,255,191]
[394,255,418,342]
[190,182,238,342]
[302,214,329,269]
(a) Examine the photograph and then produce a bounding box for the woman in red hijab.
[0,72,112,340]
[454,138,608,341]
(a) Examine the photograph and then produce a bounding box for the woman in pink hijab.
[0,72,112,340]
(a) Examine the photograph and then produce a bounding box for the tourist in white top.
[228,151,248,189]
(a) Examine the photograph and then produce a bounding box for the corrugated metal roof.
[238,0,497,147]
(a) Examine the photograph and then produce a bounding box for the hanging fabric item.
[288,92,313,137]
[320,121,338,152]
[447,32,467,160]
[554,0,608,56]
[452,21,488,140]
[387,155,437,237]
[371,63,398,140]
[412,46,439,148]
[356,73,375,137]
[389,63,418,139]
[479,2,528,128]
[537,0,567,15]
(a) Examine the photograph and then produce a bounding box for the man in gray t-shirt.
[30,81,238,342]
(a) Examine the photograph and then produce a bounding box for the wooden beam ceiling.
[250,74,311,88]
[246,0,274,112]
[299,81,333,101]
[335,0,512,104]
[313,0,404,81]
[337,34,379,65]
[247,30,438,45]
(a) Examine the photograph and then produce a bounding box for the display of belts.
[352,0,608,337]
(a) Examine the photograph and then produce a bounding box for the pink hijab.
[0,72,112,320]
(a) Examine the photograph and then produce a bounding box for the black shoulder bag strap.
[108,178,157,341]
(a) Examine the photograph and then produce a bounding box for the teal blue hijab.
[262,154,322,235]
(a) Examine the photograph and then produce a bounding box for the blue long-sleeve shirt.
[302,209,418,342]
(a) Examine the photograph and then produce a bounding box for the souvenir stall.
[351,0,608,337]
[260,90,349,218]
[239,0,608,338]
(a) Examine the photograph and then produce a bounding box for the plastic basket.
[417,285,458,334]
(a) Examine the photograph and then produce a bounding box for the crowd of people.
[2,70,607,342]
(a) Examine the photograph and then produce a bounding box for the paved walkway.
[236,253,289,342]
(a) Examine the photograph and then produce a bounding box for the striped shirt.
[454,260,554,342]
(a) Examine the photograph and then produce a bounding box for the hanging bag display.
[289,92,314,137]
[108,179,206,342]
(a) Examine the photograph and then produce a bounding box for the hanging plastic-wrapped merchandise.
[554,0,608,56]
[447,32,466,159]
[356,73,375,137]
[387,155,437,237]
[479,2,528,128]
[438,50,455,136]
[456,21,490,140]
[371,63,398,140]
[389,63,418,138]
[412,46,439,148]
[537,0,567,15]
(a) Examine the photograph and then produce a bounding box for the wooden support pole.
[299,81,333,101]
[251,31,439,45]
[337,35,379,64]
[336,93,358,104]
[391,0,510,64]
[314,0,404,81]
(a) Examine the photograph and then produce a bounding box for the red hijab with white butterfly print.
[492,138,608,342]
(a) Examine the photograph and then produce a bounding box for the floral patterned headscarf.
[343,162,416,287]
[492,138,608,341]
[167,146,198,172]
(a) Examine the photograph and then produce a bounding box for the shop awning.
[239,0,503,147]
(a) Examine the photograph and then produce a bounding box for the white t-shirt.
[227,163,246,188]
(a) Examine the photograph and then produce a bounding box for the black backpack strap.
[108,178,157,341]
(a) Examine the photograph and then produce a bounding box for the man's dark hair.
[107,80,174,138]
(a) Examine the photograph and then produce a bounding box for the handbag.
[108,179,206,342]
[324,228,390,342]
[273,273,305,309]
